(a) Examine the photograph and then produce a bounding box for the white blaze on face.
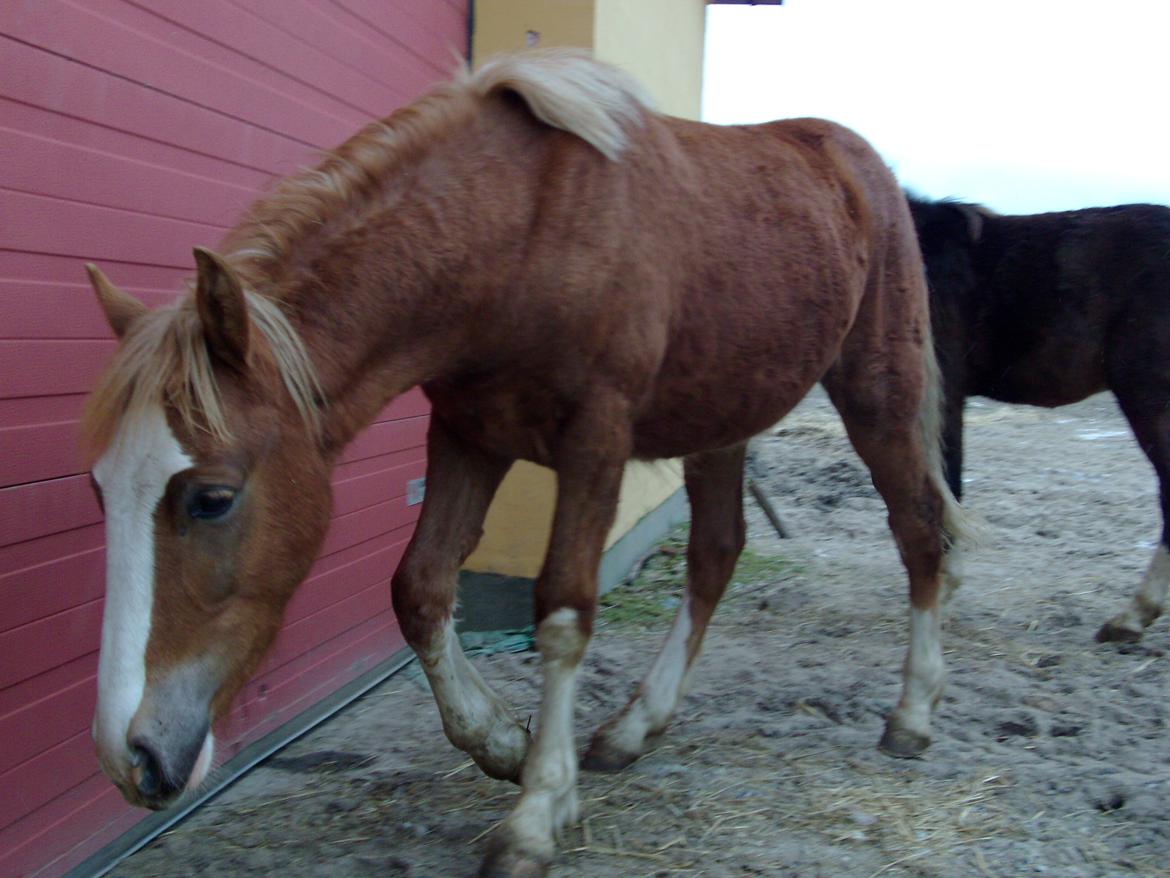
[91,405,192,781]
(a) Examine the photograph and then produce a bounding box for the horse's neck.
[278,184,498,455]
[271,102,549,457]
[281,259,452,457]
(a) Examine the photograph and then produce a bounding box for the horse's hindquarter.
[631,118,887,459]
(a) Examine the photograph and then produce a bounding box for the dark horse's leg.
[481,391,630,878]
[391,419,530,781]
[938,381,968,604]
[1096,376,1170,642]
[940,383,966,502]
[583,444,747,771]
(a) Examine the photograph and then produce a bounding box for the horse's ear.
[193,247,250,371]
[955,204,986,243]
[86,263,148,338]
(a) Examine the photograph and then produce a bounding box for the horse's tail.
[917,319,981,550]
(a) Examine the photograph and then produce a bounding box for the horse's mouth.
[133,787,181,812]
[110,773,181,811]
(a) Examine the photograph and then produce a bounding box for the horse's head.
[84,250,331,809]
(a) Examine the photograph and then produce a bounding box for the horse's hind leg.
[391,420,529,782]
[583,445,747,772]
[1096,385,1170,642]
[822,360,949,759]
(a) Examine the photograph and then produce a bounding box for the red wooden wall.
[0,3,467,876]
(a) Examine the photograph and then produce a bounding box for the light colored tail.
[917,321,982,549]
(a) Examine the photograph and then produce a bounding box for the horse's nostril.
[130,740,176,801]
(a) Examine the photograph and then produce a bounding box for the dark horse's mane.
[904,191,998,252]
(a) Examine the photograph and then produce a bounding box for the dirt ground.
[112,389,1169,878]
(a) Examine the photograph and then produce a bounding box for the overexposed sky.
[702,0,1170,213]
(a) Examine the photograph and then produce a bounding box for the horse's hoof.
[1095,620,1143,644]
[472,722,532,785]
[878,721,931,758]
[580,738,640,773]
[478,837,550,878]
[478,760,524,785]
[476,759,526,785]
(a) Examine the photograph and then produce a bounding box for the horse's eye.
[187,487,237,521]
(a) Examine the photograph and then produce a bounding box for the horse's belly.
[632,371,818,459]
[974,345,1106,407]
[632,300,856,458]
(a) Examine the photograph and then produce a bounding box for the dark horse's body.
[910,195,1170,641]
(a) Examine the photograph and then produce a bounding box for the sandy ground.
[112,390,1169,878]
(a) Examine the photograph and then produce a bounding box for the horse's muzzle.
[120,714,212,809]
[98,664,219,809]
[126,735,193,808]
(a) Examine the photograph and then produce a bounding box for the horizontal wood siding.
[0,2,467,875]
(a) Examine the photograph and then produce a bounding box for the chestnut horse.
[83,51,964,877]
[910,195,1170,643]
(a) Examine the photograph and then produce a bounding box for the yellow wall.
[594,0,706,119]
[465,459,684,579]
[465,0,705,579]
[472,0,707,120]
[465,462,555,579]
[472,0,596,57]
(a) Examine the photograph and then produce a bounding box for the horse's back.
[628,115,923,457]
[434,92,926,462]
[916,199,1170,406]
[655,115,904,241]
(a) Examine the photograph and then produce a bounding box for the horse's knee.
[695,537,741,570]
[690,522,745,576]
[889,509,944,578]
[729,514,747,558]
[391,561,454,648]
[535,607,589,666]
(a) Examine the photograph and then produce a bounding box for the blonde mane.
[469,49,652,160]
[81,292,321,458]
[84,50,647,458]
[221,49,651,282]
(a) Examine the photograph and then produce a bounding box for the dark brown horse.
[82,50,964,877]
[910,194,1170,642]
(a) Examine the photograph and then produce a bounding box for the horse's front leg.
[391,419,529,782]
[480,407,628,878]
